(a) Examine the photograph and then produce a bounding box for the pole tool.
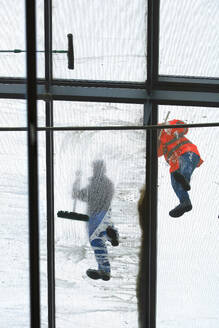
[0,34,74,70]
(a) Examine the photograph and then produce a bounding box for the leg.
[87,223,111,280]
[100,208,119,247]
[179,152,200,182]
[169,173,192,217]
[87,210,116,280]
[106,226,119,246]
[171,173,190,203]
[90,232,110,273]
[173,152,200,190]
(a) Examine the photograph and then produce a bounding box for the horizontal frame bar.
[157,75,219,92]
[0,77,147,88]
[1,82,219,107]
[0,122,218,132]
[1,75,219,89]
[1,76,219,106]
[151,90,219,107]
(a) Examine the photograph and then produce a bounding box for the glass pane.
[54,128,146,327]
[0,0,44,78]
[0,99,45,127]
[0,101,47,326]
[0,99,26,127]
[159,0,219,77]
[38,131,48,326]
[52,0,147,81]
[36,0,45,78]
[0,1,25,77]
[0,132,29,326]
[54,101,143,127]
[157,106,219,327]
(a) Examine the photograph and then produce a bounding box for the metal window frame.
[25,0,41,327]
[1,78,219,107]
[44,1,56,327]
[1,0,219,327]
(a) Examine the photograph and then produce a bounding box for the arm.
[72,187,88,202]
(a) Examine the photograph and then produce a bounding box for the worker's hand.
[72,189,79,199]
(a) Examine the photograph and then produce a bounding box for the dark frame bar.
[44,0,56,327]
[142,0,160,326]
[147,0,160,94]
[25,0,41,327]
[139,104,158,328]
[0,121,218,133]
[157,75,219,92]
[149,106,158,327]
[1,82,219,107]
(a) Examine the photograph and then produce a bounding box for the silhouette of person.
[73,160,119,280]
[158,119,203,217]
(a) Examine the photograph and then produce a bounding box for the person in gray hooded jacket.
[73,160,119,281]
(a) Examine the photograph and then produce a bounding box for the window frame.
[0,1,218,327]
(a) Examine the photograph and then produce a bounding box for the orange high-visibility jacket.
[158,119,203,173]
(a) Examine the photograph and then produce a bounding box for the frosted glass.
[0,99,45,127]
[54,130,146,327]
[0,0,44,78]
[157,106,219,327]
[53,101,144,127]
[52,0,147,81]
[159,0,219,77]
[0,103,47,327]
[0,132,29,327]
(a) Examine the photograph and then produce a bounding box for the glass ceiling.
[0,1,219,328]
[0,0,44,78]
[1,0,219,80]
[0,1,26,77]
[159,0,219,77]
[52,0,147,81]
[157,106,219,327]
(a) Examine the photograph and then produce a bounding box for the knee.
[90,237,104,248]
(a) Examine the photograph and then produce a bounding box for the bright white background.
[0,1,219,327]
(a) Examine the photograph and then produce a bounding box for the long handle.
[73,170,81,211]
[67,33,74,69]
[164,110,171,123]
[158,111,171,148]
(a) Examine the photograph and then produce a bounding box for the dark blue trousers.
[89,211,110,273]
[170,152,200,203]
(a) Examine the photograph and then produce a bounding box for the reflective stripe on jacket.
[158,119,203,172]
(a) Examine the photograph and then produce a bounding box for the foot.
[173,171,191,191]
[106,226,119,246]
[169,200,192,217]
[86,269,110,281]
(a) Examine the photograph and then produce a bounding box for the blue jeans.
[171,152,200,203]
[89,211,111,273]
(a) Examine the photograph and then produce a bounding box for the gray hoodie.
[75,160,114,217]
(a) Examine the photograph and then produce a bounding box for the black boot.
[169,200,192,217]
[86,269,110,281]
[106,226,119,246]
[173,171,191,191]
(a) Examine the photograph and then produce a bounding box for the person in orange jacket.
[158,119,203,217]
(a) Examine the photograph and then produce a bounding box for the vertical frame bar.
[146,0,160,321]
[44,0,56,327]
[149,105,158,327]
[147,0,160,93]
[45,0,53,86]
[25,0,41,327]
[140,104,158,328]
[46,102,55,328]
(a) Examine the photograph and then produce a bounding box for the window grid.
[0,1,218,327]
